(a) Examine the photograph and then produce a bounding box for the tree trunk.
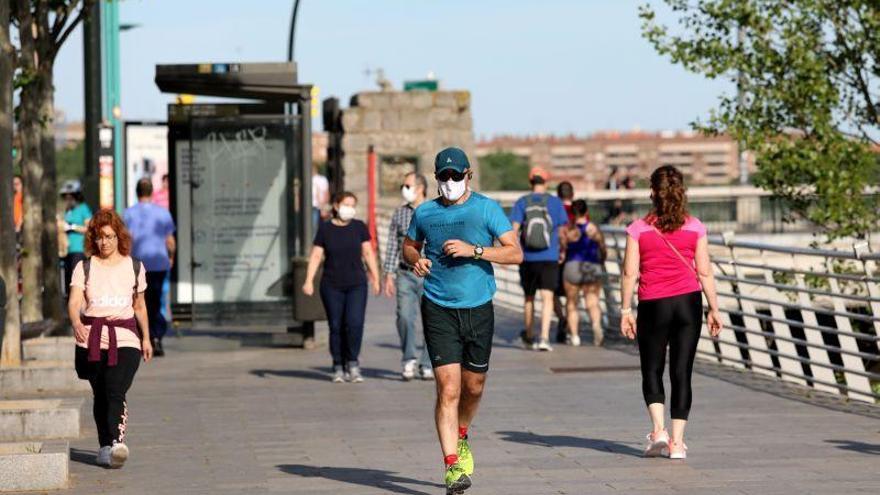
[0,0,22,366]
[38,70,62,323]
[17,5,45,324]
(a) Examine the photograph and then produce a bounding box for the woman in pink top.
[69,209,153,469]
[619,165,722,460]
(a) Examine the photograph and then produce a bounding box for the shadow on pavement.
[496,430,642,457]
[69,448,100,467]
[276,464,442,495]
[250,367,401,382]
[825,439,880,455]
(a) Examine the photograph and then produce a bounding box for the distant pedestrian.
[605,166,623,191]
[620,165,722,460]
[124,179,176,357]
[553,181,575,343]
[12,174,22,233]
[312,165,330,227]
[562,200,606,346]
[403,147,521,493]
[510,166,568,351]
[69,208,153,469]
[302,192,381,383]
[151,174,170,209]
[60,179,92,295]
[383,172,433,381]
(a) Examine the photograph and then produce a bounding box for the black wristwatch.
[473,245,484,260]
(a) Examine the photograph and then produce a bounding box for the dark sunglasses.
[435,170,466,182]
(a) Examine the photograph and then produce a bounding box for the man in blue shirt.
[404,147,521,494]
[510,166,569,351]
[124,179,176,357]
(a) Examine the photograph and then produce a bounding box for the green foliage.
[641,0,880,240]
[477,151,531,191]
[56,141,84,183]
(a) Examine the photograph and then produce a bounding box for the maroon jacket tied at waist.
[81,315,140,367]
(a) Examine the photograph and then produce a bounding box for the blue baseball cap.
[434,147,471,174]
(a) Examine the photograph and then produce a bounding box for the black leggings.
[636,291,702,420]
[76,347,140,447]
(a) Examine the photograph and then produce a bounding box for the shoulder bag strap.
[651,225,699,280]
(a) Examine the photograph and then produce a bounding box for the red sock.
[458,426,468,439]
[444,454,458,467]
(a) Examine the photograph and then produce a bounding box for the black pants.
[145,271,168,341]
[75,347,141,447]
[319,283,368,367]
[636,291,702,420]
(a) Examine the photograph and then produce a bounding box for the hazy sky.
[52,0,730,136]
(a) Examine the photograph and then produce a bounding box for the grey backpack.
[522,194,552,251]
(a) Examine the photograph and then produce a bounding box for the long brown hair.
[85,208,132,256]
[649,165,688,233]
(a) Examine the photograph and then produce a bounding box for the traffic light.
[322,97,345,195]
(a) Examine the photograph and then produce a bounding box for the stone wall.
[340,90,476,207]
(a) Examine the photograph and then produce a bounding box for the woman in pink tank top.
[619,165,723,460]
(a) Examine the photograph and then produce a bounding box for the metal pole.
[300,96,312,254]
[287,0,302,63]
[102,0,124,211]
[82,0,101,211]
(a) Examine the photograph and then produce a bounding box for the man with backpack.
[510,166,569,351]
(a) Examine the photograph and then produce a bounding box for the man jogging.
[403,147,522,494]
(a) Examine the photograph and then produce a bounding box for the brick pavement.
[53,295,879,494]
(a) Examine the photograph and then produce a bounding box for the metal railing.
[376,203,880,403]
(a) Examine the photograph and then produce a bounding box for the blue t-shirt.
[407,192,512,309]
[509,193,568,262]
[124,202,176,272]
[64,203,92,254]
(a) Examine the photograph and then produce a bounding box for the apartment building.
[476,131,756,191]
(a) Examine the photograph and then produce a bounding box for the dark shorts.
[421,297,495,373]
[519,261,560,297]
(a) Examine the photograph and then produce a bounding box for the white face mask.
[439,179,467,201]
[337,205,356,221]
[401,185,417,203]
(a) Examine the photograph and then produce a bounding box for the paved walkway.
[59,296,879,494]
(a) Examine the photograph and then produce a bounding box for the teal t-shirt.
[64,203,92,254]
[407,192,513,309]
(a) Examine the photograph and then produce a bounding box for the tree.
[641,0,880,240]
[1,0,22,366]
[478,151,531,191]
[13,0,94,323]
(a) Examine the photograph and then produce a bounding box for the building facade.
[476,131,756,191]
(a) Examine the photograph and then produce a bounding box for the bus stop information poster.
[175,124,289,304]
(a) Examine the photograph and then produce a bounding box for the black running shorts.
[519,261,559,297]
[421,297,495,373]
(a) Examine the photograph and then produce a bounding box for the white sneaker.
[331,366,346,383]
[349,366,364,383]
[570,335,581,347]
[536,339,553,352]
[644,430,669,457]
[669,440,688,460]
[419,367,434,381]
[96,446,111,467]
[109,442,129,469]
[402,359,417,381]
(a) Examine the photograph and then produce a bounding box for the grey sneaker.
[109,442,129,469]
[349,366,364,383]
[331,365,346,383]
[96,446,111,467]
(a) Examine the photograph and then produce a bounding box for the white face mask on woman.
[401,185,417,203]
[337,205,357,221]
[439,179,467,202]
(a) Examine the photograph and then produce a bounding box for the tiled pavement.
[55,295,879,494]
